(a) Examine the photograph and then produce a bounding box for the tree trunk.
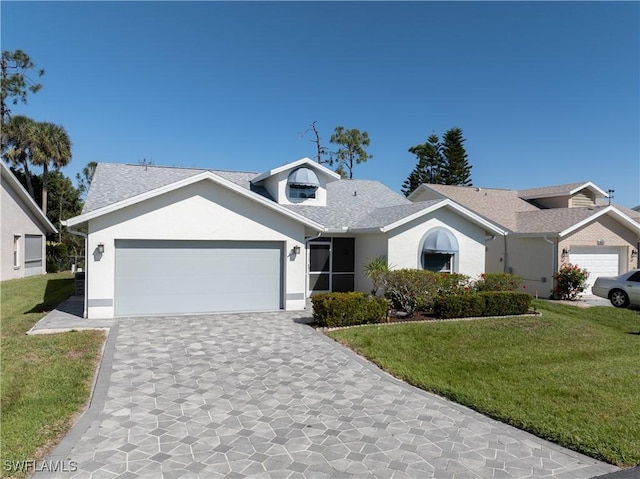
[22,159,35,199]
[41,162,48,215]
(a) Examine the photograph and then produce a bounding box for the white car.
[592,269,640,308]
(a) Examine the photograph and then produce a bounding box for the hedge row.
[311,292,389,328]
[433,291,532,319]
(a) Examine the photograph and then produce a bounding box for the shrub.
[435,272,472,295]
[433,291,531,319]
[481,291,531,315]
[474,272,524,292]
[433,293,485,319]
[553,263,590,300]
[378,269,439,315]
[311,292,389,328]
[46,241,68,273]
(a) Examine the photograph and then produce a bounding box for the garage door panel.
[115,240,282,316]
[569,247,620,293]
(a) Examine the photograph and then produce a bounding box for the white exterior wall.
[505,237,556,298]
[354,233,388,293]
[1,178,49,280]
[386,208,488,279]
[86,181,308,318]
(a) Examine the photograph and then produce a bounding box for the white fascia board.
[380,199,506,236]
[1,163,57,234]
[251,157,341,183]
[64,171,325,231]
[406,184,444,202]
[559,206,640,237]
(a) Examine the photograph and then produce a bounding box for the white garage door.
[115,240,283,316]
[569,246,620,293]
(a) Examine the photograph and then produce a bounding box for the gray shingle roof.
[515,207,610,234]
[82,163,428,230]
[421,183,639,234]
[283,180,412,230]
[517,182,592,199]
[421,185,538,232]
[83,163,261,213]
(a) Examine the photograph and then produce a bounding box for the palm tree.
[30,121,72,214]
[1,114,38,197]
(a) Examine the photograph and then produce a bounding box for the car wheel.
[609,289,630,308]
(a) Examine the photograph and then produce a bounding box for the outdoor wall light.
[293,245,301,255]
[597,239,605,246]
[631,249,638,260]
[97,243,105,254]
[561,247,570,259]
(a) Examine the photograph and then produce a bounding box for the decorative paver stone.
[33,312,618,478]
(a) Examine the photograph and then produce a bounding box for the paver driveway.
[36,312,618,478]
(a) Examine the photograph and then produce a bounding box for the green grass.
[1,273,105,478]
[328,299,640,467]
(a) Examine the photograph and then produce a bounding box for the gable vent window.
[288,168,319,199]
[421,228,458,273]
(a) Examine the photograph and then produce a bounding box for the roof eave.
[251,157,341,184]
[1,163,57,234]
[380,199,506,236]
[559,206,640,237]
[65,171,325,231]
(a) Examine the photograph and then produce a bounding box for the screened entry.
[308,237,355,293]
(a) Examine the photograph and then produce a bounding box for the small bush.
[311,292,389,328]
[433,293,485,319]
[433,291,531,319]
[474,272,524,292]
[435,272,472,295]
[379,269,439,315]
[553,263,590,300]
[46,241,68,273]
[481,291,531,315]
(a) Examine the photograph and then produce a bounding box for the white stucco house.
[64,158,504,319]
[409,182,640,296]
[1,162,57,281]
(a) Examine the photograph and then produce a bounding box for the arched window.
[421,228,458,273]
[288,168,319,199]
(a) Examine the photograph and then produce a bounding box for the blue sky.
[2,1,639,207]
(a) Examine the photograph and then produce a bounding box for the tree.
[402,133,445,196]
[30,121,73,215]
[2,114,38,197]
[76,161,97,200]
[11,168,84,257]
[0,49,44,126]
[441,127,472,186]
[301,121,331,165]
[329,126,372,179]
[402,127,472,195]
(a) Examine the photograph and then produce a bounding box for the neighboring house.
[409,182,640,296]
[64,158,504,319]
[1,162,57,281]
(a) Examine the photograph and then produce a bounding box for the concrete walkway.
[30,306,620,478]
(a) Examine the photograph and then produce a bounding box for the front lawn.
[328,300,640,467]
[1,273,105,478]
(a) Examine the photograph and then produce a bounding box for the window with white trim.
[13,235,20,268]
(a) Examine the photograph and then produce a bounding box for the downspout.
[543,235,556,297]
[61,221,88,319]
[304,231,323,301]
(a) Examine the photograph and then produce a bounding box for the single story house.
[1,162,57,281]
[64,158,505,319]
[409,182,640,295]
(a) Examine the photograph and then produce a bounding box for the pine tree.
[402,133,445,196]
[441,127,472,186]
